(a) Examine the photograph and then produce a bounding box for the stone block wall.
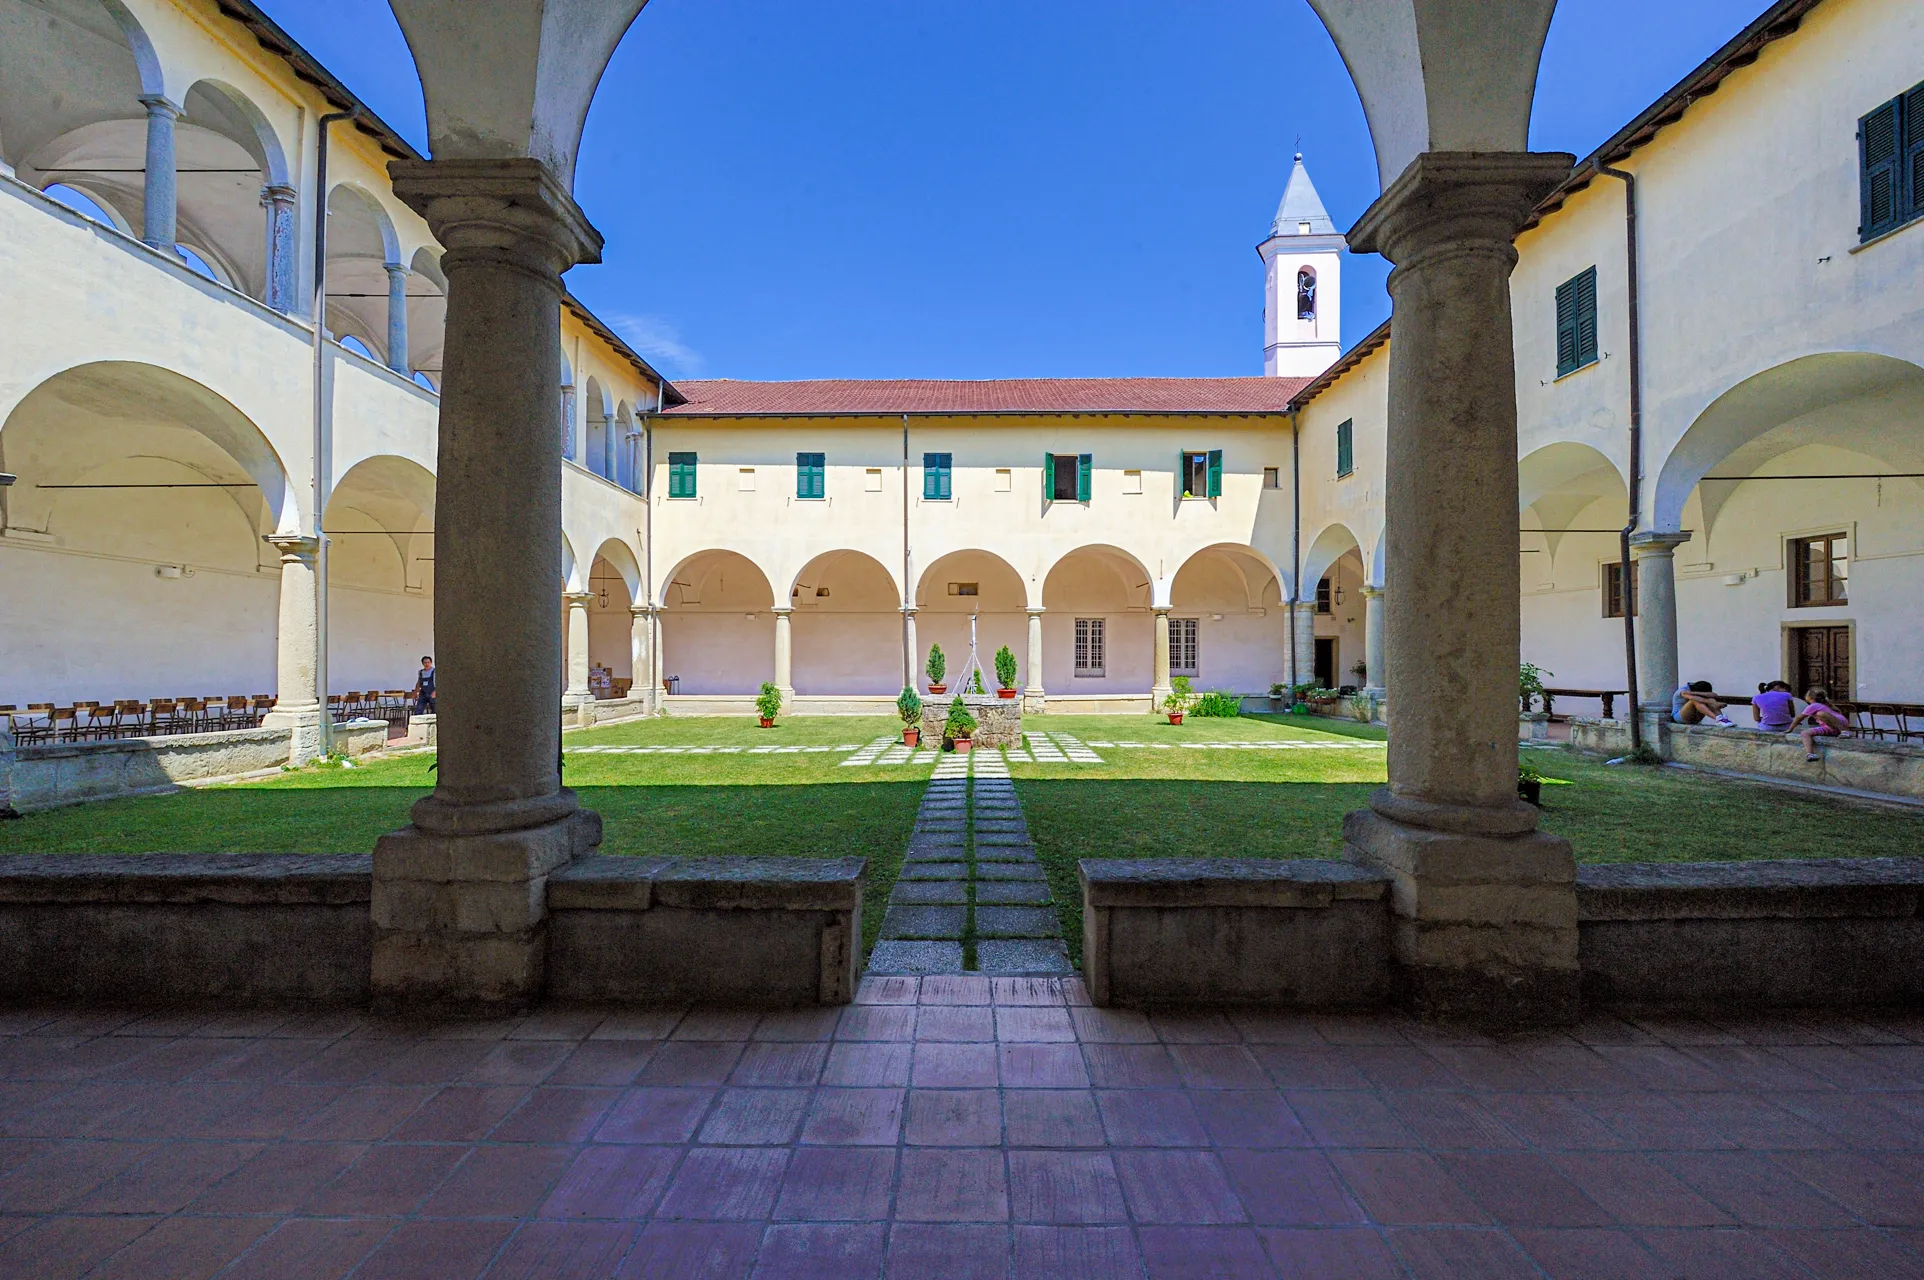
[1570,717,1924,800]
[921,695,1021,748]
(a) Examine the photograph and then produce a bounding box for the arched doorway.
[914,549,1028,695]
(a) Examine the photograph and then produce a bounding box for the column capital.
[383,261,409,280]
[1025,606,1046,617]
[629,604,656,618]
[562,590,595,607]
[771,605,794,617]
[1151,605,1171,617]
[899,605,918,616]
[1628,530,1692,557]
[387,157,603,279]
[259,182,297,209]
[263,533,319,563]
[1349,151,1574,271]
[138,93,181,120]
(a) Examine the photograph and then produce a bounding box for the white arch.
[96,0,165,98]
[181,78,290,184]
[790,548,904,608]
[325,181,402,265]
[1040,544,1155,609]
[1301,522,1364,594]
[1171,543,1286,612]
[659,548,777,610]
[914,547,1027,609]
[591,537,643,601]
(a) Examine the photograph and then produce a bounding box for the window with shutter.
[923,453,951,500]
[667,451,697,499]
[1180,451,1209,498]
[1336,420,1354,478]
[1206,450,1222,499]
[796,452,824,500]
[1905,85,1924,226]
[1077,454,1092,503]
[1555,267,1598,377]
[1861,98,1902,238]
[1047,453,1083,502]
[1043,453,1055,503]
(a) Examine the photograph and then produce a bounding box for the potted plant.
[1290,681,1314,714]
[926,644,947,695]
[944,696,976,753]
[897,686,922,746]
[1163,675,1194,725]
[1519,662,1553,714]
[994,645,1019,698]
[755,681,782,728]
[1268,681,1288,710]
[1518,760,1544,806]
[1350,659,1369,686]
[967,669,985,695]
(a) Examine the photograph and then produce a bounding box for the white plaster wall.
[1297,346,1387,588]
[327,587,433,695]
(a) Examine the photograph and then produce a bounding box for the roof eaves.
[1285,320,1392,413]
[561,295,685,406]
[212,0,421,161]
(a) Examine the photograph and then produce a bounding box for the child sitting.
[1751,680,1797,733]
[1788,687,1849,761]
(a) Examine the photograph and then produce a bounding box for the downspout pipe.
[901,413,912,692]
[311,108,357,757]
[1288,407,1302,691]
[1596,162,1644,755]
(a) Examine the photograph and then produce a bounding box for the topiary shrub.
[994,645,1019,690]
[1192,690,1243,717]
[755,681,783,723]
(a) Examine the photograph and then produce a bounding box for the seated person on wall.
[1673,680,1735,727]
[1789,688,1851,762]
[1752,680,1798,734]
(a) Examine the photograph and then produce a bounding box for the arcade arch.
[915,549,1029,694]
[789,549,902,696]
[1039,545,1153,696]
[1168,544,1288,692]
[324,455,435,692]
[658,549,776,695]
[584,539,641,693]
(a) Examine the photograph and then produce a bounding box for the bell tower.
[1259,154,1343,378]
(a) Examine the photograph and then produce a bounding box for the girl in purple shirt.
[1789,687,1849,761]
[1752,681,1796,732]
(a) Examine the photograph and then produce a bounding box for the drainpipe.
[901,413,912,691]
[1596,162,1644,755]
[1288,407,1303,690]
[311,108,357,756]
[645,387,658,706]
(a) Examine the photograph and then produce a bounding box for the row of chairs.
[1847,702,1923,743]
[3,696,276,744]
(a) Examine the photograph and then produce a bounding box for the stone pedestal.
[922,695,1021,748]
[1345,151,1579,1027]
[261,534,325,765]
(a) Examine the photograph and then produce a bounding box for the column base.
[371,802,601,1013]
[1344,805,1579,1029]
[1150,684,1173,716]
[1021,687,1046,715]
[1636,705,1673,759]
[262,707,326,766]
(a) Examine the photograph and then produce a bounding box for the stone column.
[260,534,325,765]
[1024,607,1046,714]
[1362,585,1386,698]
[1342,152,1578,1027]
[1151,607,1172,713]
[901,606,918,693]
[772,606,795,705]
[563,591,594,707]
[260,184,298,312]
[1289,603,1317,689]
[629,605,654,710]
[384,262,411,374]
[1630,531,1690,720]
[139,95,179,250]
[375,157,605,1010]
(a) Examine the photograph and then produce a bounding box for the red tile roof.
[661,377,1314,417]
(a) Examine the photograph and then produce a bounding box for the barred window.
[1171,618,1198,676]
[1074,618,1105,677]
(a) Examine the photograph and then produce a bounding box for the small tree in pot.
[944,696,977,752]
[1163,675,1194,725]
[925,644,947,694]
[896,686,922,746]
[994,645,1019,698]
[755,681,782,728]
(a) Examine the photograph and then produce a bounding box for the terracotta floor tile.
[289,1084,436,1141]
[884,1223,1008,1279]
[1638,1227,1812,1280]
[1680,1045,1836,1092]
[997,1043,1089,1089]
[1008,1150,1127,1223]
[188,1141,366,1215]
[1593,1045,1732,1092]
[909,1042,998,1089]
[1575,1091,1737,1151]
[1478,1092,1631,1151]
[1149,1012,1240,1044]
[1069,1007,1158,1044]
[1096,1089,1208,1147]
[917,976,992,1006]
[589,1010,683,1040]
[1251,1045,1371,1090]
[1227,1012,1326,1045]
[0,1214,162,1280]
[658,1146,790,1219]
[673,1010,764,1042]
[420,1143,574,1217]
[195,1037,333,1083]
[1258,1226,1406,1278]
[1193,1090,1312,1148]
[481,1220,638,1279]
[854,976,919,1006]
[1137,1225,1273,1279]
[697,1088,811,1145]
[894,1147,1008,1221]
[1223,1149,1366,1225]
[1386,1226,1544,1278]
[774,1147,897,1221]
[356,1219,519,1280]
[1004,1089,1106,1148]
[1762,1227,1924,1280]
[991,978,1065,1007]
[1380,1090,1522,1150]
[539,1143,680,1219]
[190,1217,396,1280]
[1115,1149,1247,1224]
[509,1010,607,1041]
[1286,1090,1419,1148]
[836,1006,917,1043]
[731,1043,828,1088]
[1168,1044,1270,1090]
[370,1039,494,1086]
[752,1222,886,1279]
[1774,1151,1924,1226]
[1338,1045,1464,1091]
[546,1040,657,1087]
[391,1085,529,1142]
[616,1221,761,1279]
[1657,1151,1858,1227]
[905,1089,1001,1146]
[1439,1151,1614,1227]
[596,1086,713,1143]
[1772,1092,1924,1150]
[1011,1224,1138,1279]
[1688,1092,1838,1150]
[0,1139,159,1213]
[491,1086,619,1143]
[994,1007,1075,1044]
[823,1043,913,1088]
[1082,1043,1181,1089]
[802,1088,904,1145]
[639,1041,744,1087]
[1510,1227,1669,1280]
[84,1214,276,1280]
[1327,1150,1489,1226]
[1314,1016,1416,1047]
[467,1040,576,1085]
[1546,1152,1734,1227]
[304,1142,468,1216]
[915,1007,994,1043]
[1508,1043,1643,1093]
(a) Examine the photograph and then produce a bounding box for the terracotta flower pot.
[758,717,773,728]
[927,683,947,695]
[1167,712,1184,725]
[997,688,1017,699]
[954,737,973,753]
[903,728,919,747]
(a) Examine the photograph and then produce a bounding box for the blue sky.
[264,0,1767,382]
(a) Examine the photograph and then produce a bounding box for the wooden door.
[1314,638,1337,691]
[1791,626,1851,699]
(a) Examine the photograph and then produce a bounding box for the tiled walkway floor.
[2,983,1922,1278]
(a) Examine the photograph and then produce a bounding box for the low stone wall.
[1578,859,1924,1009]
[1079,858,1393,1007]
[0,854,373,1005]
[921,695,1021,748]
[8,719,387,811]
[1571,717,1924,799]
[570,696,650,730]
[547,856,864,1005]
[1042,693,1153,715]
[660,694,898,717]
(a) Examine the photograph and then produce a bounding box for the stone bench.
[1078,858,1392,1007]
[1577,858,1924,1010]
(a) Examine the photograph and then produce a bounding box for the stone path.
[869,751,1074,979]
[1081,738,1385,751]
[569,744,861,755]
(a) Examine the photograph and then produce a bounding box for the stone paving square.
[888,881,969,905]
[879,906,967,940]
[972,880,1053,905]
[896,862,970,880]
[975,862,1047,881]
[975,906,1062,938]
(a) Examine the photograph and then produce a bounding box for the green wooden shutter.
[1179,450,1189,497]
[923,452,947,500]
[1206,450,1222,499]
[1555,277,1578,376]
[667,451,696,498]
[1862,98,1902,238]
[1077,453,1092,503]
[937,454,952,500]
[1904,84,1924,226]
[1573,267,1598,370]
[1043,453,1055,503]
[796,452,824,499]
[1336,421,1353,477]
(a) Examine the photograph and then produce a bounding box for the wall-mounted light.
[1331,584,1345,605]
[0,473,15,487]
